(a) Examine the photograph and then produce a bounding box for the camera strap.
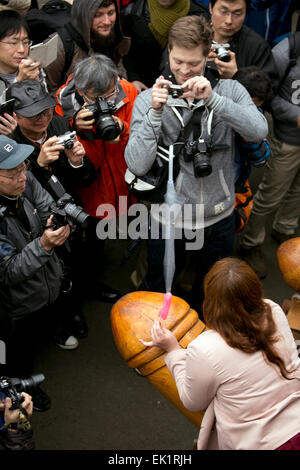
[183,105,213,150]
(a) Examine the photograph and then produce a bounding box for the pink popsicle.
[158,292,173,320]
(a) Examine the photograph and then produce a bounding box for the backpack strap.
[278,32,300,89]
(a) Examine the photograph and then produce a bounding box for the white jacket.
[165,299,300,450]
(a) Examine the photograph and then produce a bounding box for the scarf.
[148,0,190,49]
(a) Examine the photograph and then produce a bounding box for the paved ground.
[29,167,299,451]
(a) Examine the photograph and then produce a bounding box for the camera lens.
[64,203,89,227]
[193,154,212,177]
[96,116,121,141]
[64,140,74,150]
[217,48,230,62]
[11,373,45,391]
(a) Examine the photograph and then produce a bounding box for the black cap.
[7,79,56,118]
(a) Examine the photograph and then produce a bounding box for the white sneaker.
[54,331,79,350]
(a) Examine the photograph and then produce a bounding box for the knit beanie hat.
[148,0,190,49]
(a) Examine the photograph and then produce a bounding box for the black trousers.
[0,290,77,378]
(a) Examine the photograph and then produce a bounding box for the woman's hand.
[139,320,181,353]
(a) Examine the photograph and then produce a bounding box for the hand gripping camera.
[0,374,45,410]
[162,84,184,99]
[212,40,231,62]
[52,131,76,150]
[184,138,212,178]
[83,97,121,141]
[47,175,89,229]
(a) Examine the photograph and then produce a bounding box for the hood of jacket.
[71,0,125,51]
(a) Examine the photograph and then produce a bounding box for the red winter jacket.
[55,77,137,218]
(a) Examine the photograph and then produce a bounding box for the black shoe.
[53,328,79,350]
[271,228,295,245]
[68,312,88,339]
[238,245,267,279]
[95,283,122,303]
[29,386,51,412]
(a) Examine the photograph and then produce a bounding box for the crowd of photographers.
[0,0,299,450]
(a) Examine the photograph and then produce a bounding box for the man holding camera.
[206,0,278,87]
[125,15,268,316]
[55,54,137,300]
[0,135,74,410]
[0,388,34,450]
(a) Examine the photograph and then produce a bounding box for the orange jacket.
[56,77,137,218]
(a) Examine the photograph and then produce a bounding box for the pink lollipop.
[158,292,173,320]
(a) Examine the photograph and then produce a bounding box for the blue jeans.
[140,211,235,319]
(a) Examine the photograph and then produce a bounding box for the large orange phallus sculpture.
[277,237,300,334]
[110,291,206,427]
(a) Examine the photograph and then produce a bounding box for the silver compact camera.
[212,41,230,62]
[162,84,184,99]
[52,131,76,150]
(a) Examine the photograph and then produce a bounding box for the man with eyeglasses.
[0,135,73,411]
[56,54,138,301]
[0,10,47,137]
[56,54,137,218]
[6,79,100,339]
[206,0,278,89]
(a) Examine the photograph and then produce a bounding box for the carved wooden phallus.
[110,291,206,427]
[277,237,300,332]
[277,237,300,293]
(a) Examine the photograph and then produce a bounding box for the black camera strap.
[183,105,213,149]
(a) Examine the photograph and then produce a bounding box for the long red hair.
[202,257,293,379]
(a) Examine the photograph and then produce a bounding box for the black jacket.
[121,0,210,87]
[12,115,97,205]
[0,173,62,319]
[205,25,279,91]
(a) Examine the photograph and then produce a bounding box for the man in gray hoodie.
[125,15,268,316]
[44,0,130,93]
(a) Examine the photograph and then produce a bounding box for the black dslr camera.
[83,97,121,141]
[52,131,76,150]
[184,138,212,177]
[0,374,45,410]
[47,175,89,229]
[212,41,230,62]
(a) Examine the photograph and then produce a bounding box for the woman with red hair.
[141,257,300,449]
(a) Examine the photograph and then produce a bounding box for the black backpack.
[278,32,300,88]
[26,0,72,45]
[26,0,88,84]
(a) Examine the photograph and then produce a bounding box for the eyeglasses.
[83,86,119,104]
[216,8,244,19]
[0,161,30,181]
[102,86,119,101]
[27,108,53,121]
[0,39,33,48]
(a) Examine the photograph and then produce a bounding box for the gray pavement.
[30,169,299,450]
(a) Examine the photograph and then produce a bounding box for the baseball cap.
[0,135,33,169]
[6,79,56,118]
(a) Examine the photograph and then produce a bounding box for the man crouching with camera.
[0,388,34,450]
[0,136,73,411]
[125,15,268,318]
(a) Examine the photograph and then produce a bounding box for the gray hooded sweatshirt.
[125,78,268,228]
